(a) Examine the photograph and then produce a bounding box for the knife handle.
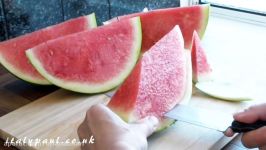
[231,120,266,133]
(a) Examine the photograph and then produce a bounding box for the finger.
[131,116,159,137]
[87,104,125,123]
[86,104,127,131]
[259,145,266,150]
[77,121,88,141]
[224,128,235,137]
[234,103,266,123]
[78,122,96,150]
[81,141,95,150]
[241,126,266,148]
[77,121,92,142]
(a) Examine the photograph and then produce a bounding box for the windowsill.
[210,6,266,27]
[202,14,266,103]
[201,0,266,14]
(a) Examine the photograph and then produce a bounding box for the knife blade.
[165,104,266,133]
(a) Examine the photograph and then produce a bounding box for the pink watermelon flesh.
[109,4,209,52]
[26,17,142,93]
[108,25,188,130]
[191,31,212,83]
[0,13,97,85]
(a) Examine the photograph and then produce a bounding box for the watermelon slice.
[26,17,142,93]
[195,82,253,101]
[108,4,209,52]
[108,25,191,130]
[191,31,212,82]
[0,13,97,85]
[180,50,193,105]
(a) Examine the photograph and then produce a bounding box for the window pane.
[201,0,266,14]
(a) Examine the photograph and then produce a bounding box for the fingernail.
[224,127,234,137]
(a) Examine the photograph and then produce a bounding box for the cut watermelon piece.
[0,13,97,85]
[108,25,191,130]
[195,82,253,101]
[180,50,193,105]
[26,17,142,93]
[108,4,209,52]
[191,31,212,82]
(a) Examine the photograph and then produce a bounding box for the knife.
[165,104,266,133]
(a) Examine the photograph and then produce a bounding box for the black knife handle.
[231,120,266,133]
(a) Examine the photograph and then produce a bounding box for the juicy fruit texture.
[191,31,212,82]
[0,13,97,85]
[109,4,209,52]
[180,50,193,105]
[26,17,142,93]
[108,26,190,130]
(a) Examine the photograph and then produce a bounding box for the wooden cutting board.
[0,86,245,150]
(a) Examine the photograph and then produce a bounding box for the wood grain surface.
[0,88,238,150]
[0,69,57,150]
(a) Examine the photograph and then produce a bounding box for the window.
[184,0,266,26]
[179,0,266,105]
[200,0,266,16]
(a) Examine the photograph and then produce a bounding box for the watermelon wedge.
[108,4,209,52]
[180,50,193,105]
[108,25,191,130]
[191,31,212,82]
[0,13,97,85]
[26,17,142,93]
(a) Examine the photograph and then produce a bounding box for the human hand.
[77,104,159,150]
[224,103,266,149]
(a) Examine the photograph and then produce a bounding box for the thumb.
[131,116,159,137]
[242,126,266,148]
[259,145,266,150]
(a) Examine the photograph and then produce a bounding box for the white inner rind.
[26,17,142,93]
[196,72,213,83]
[180,50,193,105]
[195,82,253,101]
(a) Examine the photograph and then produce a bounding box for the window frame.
[199,0,266,16]
[180,0,266,27]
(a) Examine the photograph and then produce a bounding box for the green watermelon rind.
[198,4,210,40]
[26,17,142,93]
[0,54,51,85]
[0,48,52,85]
[156,119,176,132]
[0,13,98,85]
[87,13,97,29]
